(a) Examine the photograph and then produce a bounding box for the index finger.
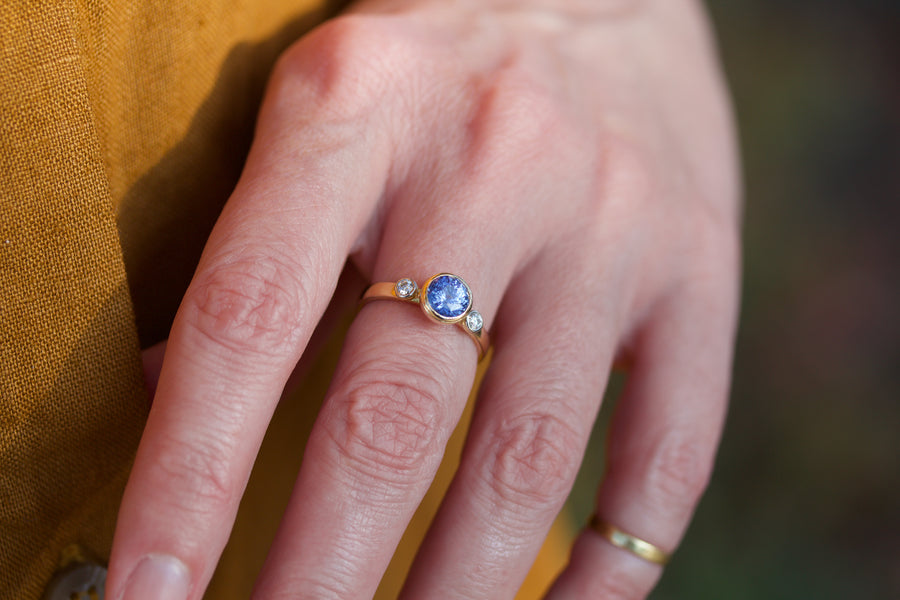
[105,40,394,599]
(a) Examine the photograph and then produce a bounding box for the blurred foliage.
[568,1,900,598]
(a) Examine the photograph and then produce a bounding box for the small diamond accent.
[395,278,417,298]
[465,310,483,332]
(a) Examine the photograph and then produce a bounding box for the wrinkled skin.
[109,0,741,598]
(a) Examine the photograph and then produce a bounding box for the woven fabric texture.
[0,4,147,597]
[0,1,328,596]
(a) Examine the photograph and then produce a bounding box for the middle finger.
[253,199,519,597]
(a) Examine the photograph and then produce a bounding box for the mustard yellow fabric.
[0,1,572,598]
[0,4,148,597]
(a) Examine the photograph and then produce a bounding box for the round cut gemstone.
[426,274,471,319]
[395,278,417,298]
[465,310,483,332]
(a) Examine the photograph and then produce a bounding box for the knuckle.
[272,14,416,122]
[485,411,582,509]
[644,433,712,507]
[470,72,570,169]
[185,252,309,356]
[594,134,655,210]
[150,432,238,515]
[324,366,449,483]
[569,132,656,242]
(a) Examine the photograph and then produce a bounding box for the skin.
[107,0,741,598]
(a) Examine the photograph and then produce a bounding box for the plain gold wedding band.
[589,515,672,566]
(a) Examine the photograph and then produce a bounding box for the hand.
[109,0,740,598]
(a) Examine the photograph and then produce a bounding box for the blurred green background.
[569,1,900,598]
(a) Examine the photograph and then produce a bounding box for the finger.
[254,267,498,596]
[106,32,395,599]
[398,248,620,600]
[546,258,739,599]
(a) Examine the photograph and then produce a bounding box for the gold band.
[589,516,671,566]
[360,274,490,360]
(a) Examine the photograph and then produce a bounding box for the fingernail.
[119,554,190,600]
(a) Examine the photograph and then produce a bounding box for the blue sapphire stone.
[426,275,470,319]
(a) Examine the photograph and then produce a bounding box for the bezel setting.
[465,310,483,333]
[394,277,418,299]
[420,273,472,324]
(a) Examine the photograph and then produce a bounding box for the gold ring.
[589,516,671,566]
[361,274,490,360]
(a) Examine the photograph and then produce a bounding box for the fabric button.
[42,558,107,600]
